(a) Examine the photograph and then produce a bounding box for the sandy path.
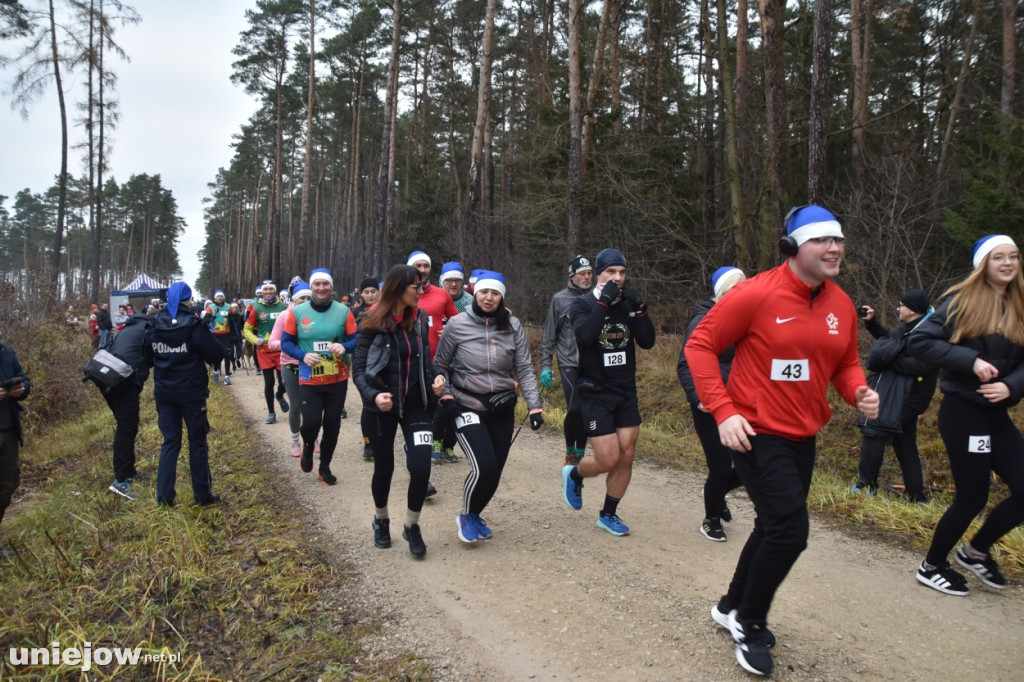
[223,369,1023,680]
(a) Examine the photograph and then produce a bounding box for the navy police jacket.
[143,304,226,403]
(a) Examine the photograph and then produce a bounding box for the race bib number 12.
[770,359,809,382]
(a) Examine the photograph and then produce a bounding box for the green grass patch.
[527,328,1024,578]
[0,385,430,680]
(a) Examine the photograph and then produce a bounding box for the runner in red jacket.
[685,205,878,677]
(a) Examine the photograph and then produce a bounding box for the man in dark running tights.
[541,255,593,466]
[560,248,655,538]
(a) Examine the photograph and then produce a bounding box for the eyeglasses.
[807,236,846,247]
[990,252,1021,263]
[408,283,425,293]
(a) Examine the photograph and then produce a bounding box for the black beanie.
[594,248,626,275]
[359,277,379,291]
[568,255,593,276]
[900,288,930,315]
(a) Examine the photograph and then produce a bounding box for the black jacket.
[96,308,113,331]
[143,304,226,403]
[0,343,29,445]
[569,287,655,394]
[864,315,938,415]
[677,298,734,405]
[352,310,435,418]
[906,299,1024,408]
[107,313,151,389]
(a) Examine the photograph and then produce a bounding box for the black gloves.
[530,412,544,430]
[438,397,461,419]
[621,286,647,314]
[598,281,621,305]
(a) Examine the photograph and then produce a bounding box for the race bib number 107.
[770,359,809,382]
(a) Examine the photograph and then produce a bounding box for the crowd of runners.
[4,204,1022,677]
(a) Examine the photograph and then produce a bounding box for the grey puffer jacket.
[432,305,542,413]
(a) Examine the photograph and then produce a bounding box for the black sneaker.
[955,545,1007,589]
[425,481,438,498]
[318,469,338,486]
[194,493,221,507]
[700,518,727,542]
[341,408,348,419]
[372,517,391,549]
[916,561,970,596]
[403,524,427,558]
[299,450,313,473]
[362,444,374,461]
[711,603,775,648]
[728,610,774,676]
[720,502,732,523]
[277,394,289,413]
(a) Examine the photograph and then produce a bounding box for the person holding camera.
[0,343,29,527]
[101,310,151,501]
[560,248,656,537]
[852,290,937,501]
[430,271,544,544]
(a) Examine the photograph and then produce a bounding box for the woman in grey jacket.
[431,271,544,544]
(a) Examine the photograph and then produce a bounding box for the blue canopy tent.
[110,273,168,312]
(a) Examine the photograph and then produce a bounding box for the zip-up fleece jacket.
[144,305,227,403]
[352,309,435,418]
[431,306,542,413]
[685,262,866,440]
[539,278,590,372]
[906,298,1024,409]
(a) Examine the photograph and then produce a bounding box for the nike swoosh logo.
[776,316,797,324]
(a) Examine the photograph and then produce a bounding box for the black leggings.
[560,366,587,450]
[691,403,742,518]
[926,394,1024,565]
[368,394,433,513]
[454,407,515,515]
[263,368,285,413]
[299,381,347,469]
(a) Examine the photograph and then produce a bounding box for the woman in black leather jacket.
[352,264,435,559]
[907,234,1024,596]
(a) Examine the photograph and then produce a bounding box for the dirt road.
[223,369,1023,680]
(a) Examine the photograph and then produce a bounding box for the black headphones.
[778,205,808,257]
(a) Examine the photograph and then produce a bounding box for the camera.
[0,376,25,391]
[857,306,870,320]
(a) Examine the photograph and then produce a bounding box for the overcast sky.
[0,0,260,288]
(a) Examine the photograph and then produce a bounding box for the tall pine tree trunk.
[717,0,747,266]
[466,0,497,258]
[372,0,402,277]
[1001,0,1015,119]
[807,0,831,204]
[297,0,316,272]
[566,0,583,256]
[49,0,68,293]
[759,0,787,270]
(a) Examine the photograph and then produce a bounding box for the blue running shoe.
[472,513,493,539]
[561,465,582,510]
[597,512,629,536]
[457,514,478,543]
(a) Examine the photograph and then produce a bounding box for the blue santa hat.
[785,205,844,246]
[214,289,225,299]
[469,269,485,284]
[710,267,744,299]
[440,262,465,283]
[473,270,506,298]
[290,280,312,300]
[166,281,193,325]
[407,251,431,267]
[971,234,1017,268]
[309,268,333,286]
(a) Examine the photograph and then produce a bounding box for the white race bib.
[313,340,331,353]
[770,359,809,382]
[411,431,433,447]
[603,351,626,367]
[969,435,991,453]
[428,316,434,327]
[269,312,280,320]
[455,412,480,429]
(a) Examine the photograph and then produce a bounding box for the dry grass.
[525,328,1024,578]
[0,382,430,680]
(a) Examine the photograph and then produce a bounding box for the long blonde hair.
[944,253,1024,345]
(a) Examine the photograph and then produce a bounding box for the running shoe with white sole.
[712,604,776,648]
[955,545,1007,589]
[457,514,478,543]
[916,561,969,596]
[108,479,138,501]
[728,609,775,676]
[561,465,583,510]
[596,512,629,536]
[472,513,493,539]
[701,517,727,542]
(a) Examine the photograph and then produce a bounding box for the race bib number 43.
[770,359,809,381]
